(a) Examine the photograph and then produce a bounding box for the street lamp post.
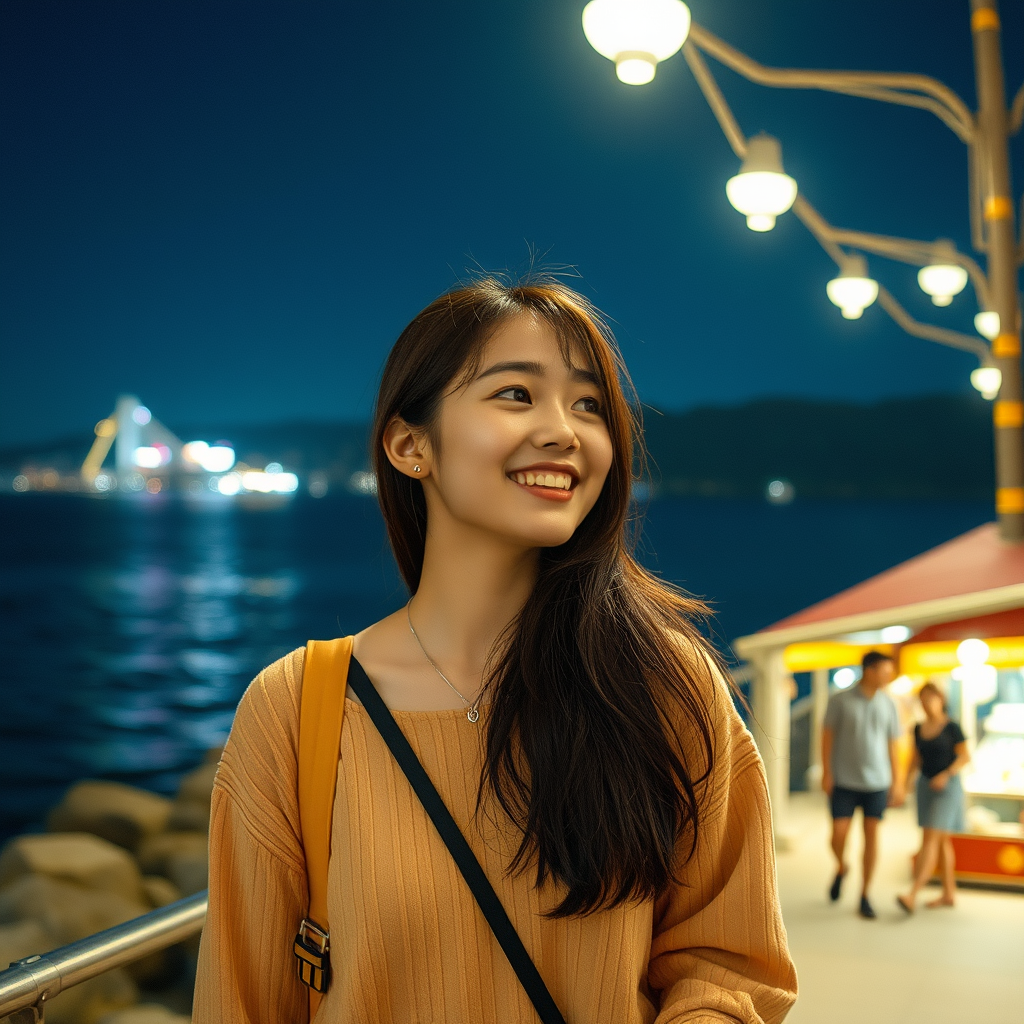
[582,0,1024,541]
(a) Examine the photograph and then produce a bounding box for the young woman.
[193,279,797,1023]
[897,682,970,913]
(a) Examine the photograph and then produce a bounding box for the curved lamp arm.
[1010,79,1024,135]
[687,22,975,144]
[682,42,991,363]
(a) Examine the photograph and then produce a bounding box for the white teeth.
[512,471,574,489]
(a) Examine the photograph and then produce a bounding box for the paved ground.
[776,792,1024,1024]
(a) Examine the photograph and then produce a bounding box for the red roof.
[763,523,1024,634]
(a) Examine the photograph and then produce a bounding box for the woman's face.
[416,314,615,551]
[920,688,945,717]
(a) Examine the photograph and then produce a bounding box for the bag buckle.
[294,917,331,992]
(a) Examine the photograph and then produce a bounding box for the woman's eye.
[572,396,601,414]
[495,386,531,403]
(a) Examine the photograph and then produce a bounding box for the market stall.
[735,523,1024,885]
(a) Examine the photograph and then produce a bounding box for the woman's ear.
[382,416,430,479]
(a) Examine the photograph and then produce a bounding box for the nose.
[535,403,580,452]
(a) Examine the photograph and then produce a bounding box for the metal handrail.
[0,890,207,1020]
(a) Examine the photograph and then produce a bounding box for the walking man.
[822,650,904,919]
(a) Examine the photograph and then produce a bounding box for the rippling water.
[0,491,990,840]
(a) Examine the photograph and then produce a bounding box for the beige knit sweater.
[193,647,796,1023]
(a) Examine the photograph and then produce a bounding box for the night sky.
[3,0,1022,446]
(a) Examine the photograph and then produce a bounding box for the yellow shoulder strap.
[298,636,352,1021]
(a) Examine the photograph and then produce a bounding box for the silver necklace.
[406,602,483,723]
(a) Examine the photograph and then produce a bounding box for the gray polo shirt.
[824,684,901,792]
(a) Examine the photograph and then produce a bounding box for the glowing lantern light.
[582,0,691,86]
[974,311,1000,340]
[725,133,798,232]
[918,263,968,306]
[971,366,1002,400]
[134,446,163,469]
[826,254,878,319]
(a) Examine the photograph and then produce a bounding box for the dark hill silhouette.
[1,395,995,500]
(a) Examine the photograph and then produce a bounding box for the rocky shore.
[0,755,219,1023]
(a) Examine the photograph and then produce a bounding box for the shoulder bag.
[294,637,566,1024]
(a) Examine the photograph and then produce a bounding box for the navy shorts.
[830,786,888,820]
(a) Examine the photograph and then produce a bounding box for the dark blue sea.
[0,492,991,840]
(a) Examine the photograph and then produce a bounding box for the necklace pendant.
[467,707,480,724]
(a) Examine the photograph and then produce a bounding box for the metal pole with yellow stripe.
[971,0,1024,540]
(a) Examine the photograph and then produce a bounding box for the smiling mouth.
[508,471,575,491]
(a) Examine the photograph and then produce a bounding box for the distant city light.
[833,667,858,689]
[13,475,29,492]
[217,473,242,495]
[880,625,911,643]
[182,441,209,464]
[201,446,236,473]
[350,471,378,495]
[94,474,112,492]
[265,462,283,474]
[308,473,329,498]
[134,446,163,469]
[240,470,299,494]
[122,473,146,492]
[132,405,152,425]
[766,479,795,505]
[94,418,117,438]
[146,478,163,494]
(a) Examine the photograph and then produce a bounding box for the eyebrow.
[475,360,602,388]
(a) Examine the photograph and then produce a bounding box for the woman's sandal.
[925,896,955,909]
[896,894,914,914]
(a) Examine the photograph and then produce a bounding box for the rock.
[0,874,148,946]
[47,781,173,853]
[44,967,138,1024]
[0,833,144,903]
[97,1004,191,1024]
[0,917,50,969]
[141,875,181,908]
[0,874,175,987]
[167,761,218,832]
[137,832,207,886]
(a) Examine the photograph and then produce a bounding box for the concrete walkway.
[776,792,1024,1024]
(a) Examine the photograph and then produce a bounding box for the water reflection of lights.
[68,502,302,790]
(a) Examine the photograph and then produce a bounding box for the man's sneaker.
[858,895,877,919]
[829,872,845,902]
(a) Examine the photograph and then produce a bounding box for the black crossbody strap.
[347,658,567,1024]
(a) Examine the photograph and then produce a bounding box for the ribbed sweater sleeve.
[648,682,798,1024]
[193,649,310,1024]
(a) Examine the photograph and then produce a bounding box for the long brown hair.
[372,277,717,916]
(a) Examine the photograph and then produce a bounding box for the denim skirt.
[916,772,966,832]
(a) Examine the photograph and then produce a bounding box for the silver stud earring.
[413,465,421,473]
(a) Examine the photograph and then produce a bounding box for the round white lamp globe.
[970,366,1002,400]
[582,0,691,85]
[725,133,797,231]
[918,263,968,306]
[826,255,878,319]
[974,311,1000,340]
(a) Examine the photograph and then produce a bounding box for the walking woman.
[898,682,970,913]
[193,279,797,1022]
